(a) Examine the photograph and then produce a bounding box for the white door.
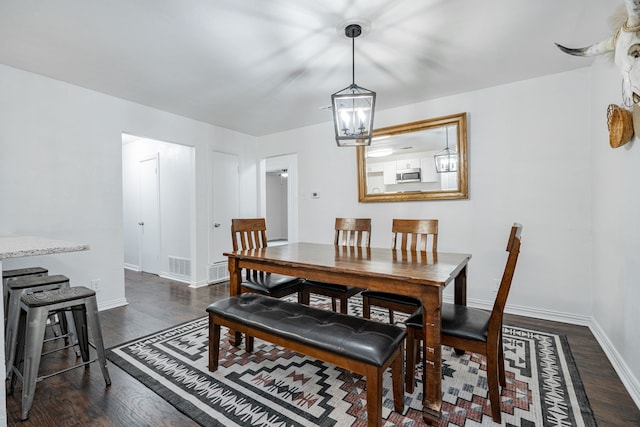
[139,155,160,274]
[211,151,239,264]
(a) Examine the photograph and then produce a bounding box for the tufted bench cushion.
[207,293,405,367]
[207,293,406,427]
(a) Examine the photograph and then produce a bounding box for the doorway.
[265,169,288,244]
[122,134,194,283]
[261,154,298,244]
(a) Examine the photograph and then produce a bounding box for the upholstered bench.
[207,293,406,427]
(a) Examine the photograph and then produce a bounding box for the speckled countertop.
[0,235,89,259]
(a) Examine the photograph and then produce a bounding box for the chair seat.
[361,290,421,308]
[241,273,302,295]
[405,303,490,343]
[302,280,362,295]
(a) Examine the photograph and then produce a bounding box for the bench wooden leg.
[365,366,383,427]
[208,316,220,372]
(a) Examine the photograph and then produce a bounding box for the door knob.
[213,223,221,228]
[138,222,144,226]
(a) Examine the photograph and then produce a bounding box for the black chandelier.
[434,125,458,173]
[331,24,376,147]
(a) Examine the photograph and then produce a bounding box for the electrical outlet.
[91,279,101,292]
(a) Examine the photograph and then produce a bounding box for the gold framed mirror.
[357,112,468,202]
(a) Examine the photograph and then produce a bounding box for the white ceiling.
[0,0,618,137]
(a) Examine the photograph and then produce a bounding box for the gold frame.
[357,112,468,202]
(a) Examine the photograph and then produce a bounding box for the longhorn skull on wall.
[556,0,640,106]
[556,0,640,146]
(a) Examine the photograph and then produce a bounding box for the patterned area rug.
[106,295,596,426]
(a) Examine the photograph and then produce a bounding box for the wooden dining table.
[224,242,471,424]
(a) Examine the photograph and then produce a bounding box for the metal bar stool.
[8,286,111,420]
[4,275,74,375]
[3,267,48,321]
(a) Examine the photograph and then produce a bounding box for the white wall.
[0,63,258,303]
[1,58,638,408]
[256,69,593,315]
[590,60,640,404]
[255,66,640,405]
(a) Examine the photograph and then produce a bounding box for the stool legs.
[14,307,49,420]
[84,296,111,385]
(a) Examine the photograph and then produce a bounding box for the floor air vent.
[209,262,229,283]
[168,256,191,279]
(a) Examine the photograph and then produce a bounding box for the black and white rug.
[106,296,596,426]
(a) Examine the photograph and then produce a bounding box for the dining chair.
[361,219,438,323]
[404,223,523,424]
[231,218,303,301]
[300,218,371,314]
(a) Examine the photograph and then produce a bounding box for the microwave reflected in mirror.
[396,168,421,183]
[357,113,468,202]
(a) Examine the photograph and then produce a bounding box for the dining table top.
[0,235,90,259]
[224,241,471,287]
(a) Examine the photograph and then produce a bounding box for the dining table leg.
[227,258,243,346]
[421,285,443,423]
[454,264,467,305]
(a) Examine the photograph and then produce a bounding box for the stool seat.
[21,286,95,307]
[3,267,48,280]
[8,285,111,420]
[3,268,48,319]
[8,274,70,290]
[5,275,72,376]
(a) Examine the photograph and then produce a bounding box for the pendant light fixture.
[434,125,458,173]
[331,24,376,147]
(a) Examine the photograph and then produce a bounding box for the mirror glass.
[357,112,468,202]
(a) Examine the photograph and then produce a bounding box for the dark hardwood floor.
[5,270,640,426]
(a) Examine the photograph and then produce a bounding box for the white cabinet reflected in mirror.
[357,112,468,202]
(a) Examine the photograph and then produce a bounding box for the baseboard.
[445,295,593,326]
[97,297,128,311]
[445,295,640,410]
[188,279,211,288]
[589,318,640,409]
[158,272,190,285]
[124,263,139,271]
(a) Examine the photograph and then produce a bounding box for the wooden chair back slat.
[231,218,268,251]
[391,219,438,252]
[334,218,371,248]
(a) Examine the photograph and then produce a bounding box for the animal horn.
[625,0,640,26]
[555,37,616,57]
